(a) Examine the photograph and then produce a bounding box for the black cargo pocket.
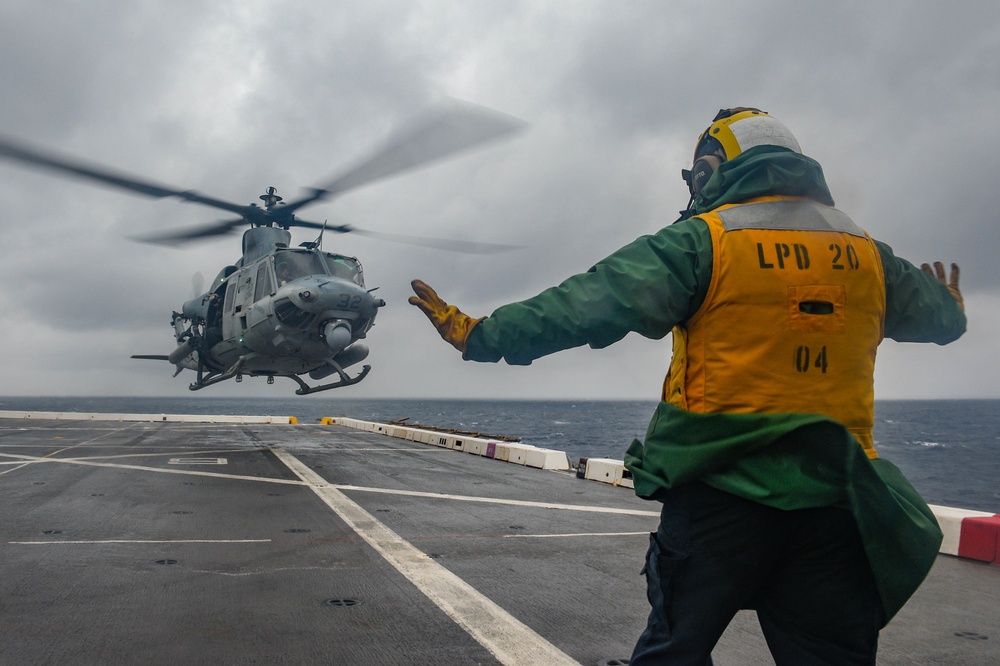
[639,532,688,640]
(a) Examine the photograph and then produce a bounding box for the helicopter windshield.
[274,251,327,286]
[321,253,363,286]
[273,250,364,287]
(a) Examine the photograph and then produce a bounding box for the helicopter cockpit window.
[274,251,327,286]
[322,254,364,286]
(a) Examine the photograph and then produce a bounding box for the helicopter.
[0,100,524,394]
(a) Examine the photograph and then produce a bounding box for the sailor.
[277,262,293,286]
[409,107,966,665]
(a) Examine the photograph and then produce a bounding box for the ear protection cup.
[685,153,721,196]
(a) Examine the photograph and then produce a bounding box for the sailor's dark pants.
[630,481,884,665]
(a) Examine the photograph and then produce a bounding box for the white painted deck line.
[503,531,648,539]
[8,539,272,545]
[272,447,581,666]
[0,411,295,424]
[330,483,659,517]
[0,452,306,485]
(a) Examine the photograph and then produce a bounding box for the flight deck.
[0,415,995,665]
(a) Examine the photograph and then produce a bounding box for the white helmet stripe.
[729,116,801,154]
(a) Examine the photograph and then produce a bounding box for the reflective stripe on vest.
[664,196,886,458]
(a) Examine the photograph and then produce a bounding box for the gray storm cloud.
[0,0,994,399]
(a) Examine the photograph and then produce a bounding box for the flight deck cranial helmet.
[682,107,801,196]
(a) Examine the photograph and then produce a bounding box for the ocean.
[2,396,997,513]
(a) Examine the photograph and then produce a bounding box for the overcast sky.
[0,0,996,401]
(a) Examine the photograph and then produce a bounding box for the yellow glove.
[409,279,484,354]
[920,261,963,311]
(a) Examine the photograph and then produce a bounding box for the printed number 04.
[795,345,828,373]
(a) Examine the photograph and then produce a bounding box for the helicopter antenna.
[300,220,327,250]
[315,220,327,250]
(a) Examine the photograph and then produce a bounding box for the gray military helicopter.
[0,100,523,394]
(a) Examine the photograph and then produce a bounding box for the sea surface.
[2,396,997,513]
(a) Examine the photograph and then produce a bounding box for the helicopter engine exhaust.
[322,320,353,355]
[309,343,370,380]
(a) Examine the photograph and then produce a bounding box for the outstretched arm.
[410,218,713,365]
[878,241,966,344]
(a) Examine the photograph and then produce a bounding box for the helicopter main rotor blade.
[132,218,247,245]
[291,218,522,255]
[0,136,251,216]
[349,228,524,255]
[281,99,526,216]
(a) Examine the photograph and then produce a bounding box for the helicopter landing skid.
[285,364,371,395]
[188,357,247,391]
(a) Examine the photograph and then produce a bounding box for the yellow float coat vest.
[665,196,886,458]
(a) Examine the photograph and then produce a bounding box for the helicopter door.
[221,280,237,340]
[254,263,273,302]
[225,269,256,339]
